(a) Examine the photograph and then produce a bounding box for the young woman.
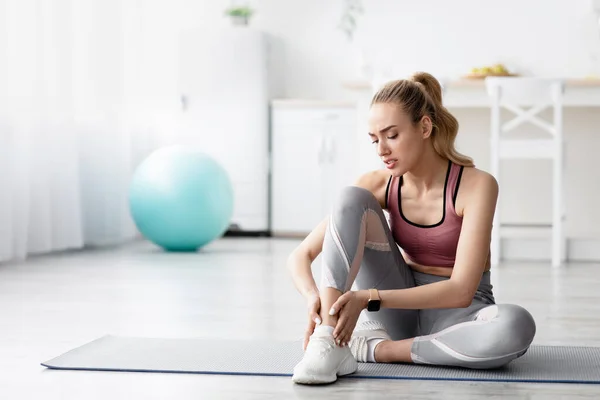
[287,72,536,385]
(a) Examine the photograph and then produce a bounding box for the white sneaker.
[292,326,358,384]
[349,320,391,362]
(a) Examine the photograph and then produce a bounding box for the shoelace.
[308,336,335,357]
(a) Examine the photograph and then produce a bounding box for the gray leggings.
[320,186,536,369]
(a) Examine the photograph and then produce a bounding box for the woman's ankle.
[320,287,342,327]
[373,339,390,362]
[375,338,414,363]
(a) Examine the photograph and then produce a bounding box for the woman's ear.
[421,115,433,139]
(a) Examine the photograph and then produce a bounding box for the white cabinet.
[177,27,270,232]
[270,102,357,235]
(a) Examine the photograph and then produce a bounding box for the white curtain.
[0,0,183,262]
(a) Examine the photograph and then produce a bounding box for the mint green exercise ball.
[129,146,234,252]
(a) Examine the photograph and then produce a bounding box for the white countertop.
[271,99,356,109]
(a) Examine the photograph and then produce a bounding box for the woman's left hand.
[329,290,368,347]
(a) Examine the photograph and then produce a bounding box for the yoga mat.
[41,335,600,384]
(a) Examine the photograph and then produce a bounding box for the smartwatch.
[367,288,381,312]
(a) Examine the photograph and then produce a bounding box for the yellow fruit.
[492,64,507,74]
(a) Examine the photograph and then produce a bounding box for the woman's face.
[367,102,430,176]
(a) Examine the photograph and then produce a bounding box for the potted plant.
[338,0,363,41]
[338,0,369,79]
[224,5,254,26]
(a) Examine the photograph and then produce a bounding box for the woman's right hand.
[303,291,322,351]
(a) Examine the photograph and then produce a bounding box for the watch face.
[367,300,381,312]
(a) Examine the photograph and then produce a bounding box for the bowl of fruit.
[463,64,518,79]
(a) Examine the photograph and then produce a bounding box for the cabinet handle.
[325,134,334,163]
[317,134,326,165]
[181,94,188,111]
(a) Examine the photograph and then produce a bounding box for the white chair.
[485,77,566,268]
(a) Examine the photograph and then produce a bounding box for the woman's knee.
[504,304,536,348]
[410,304,537,370]
[333,186,380,217]
[485,304,536,353]
[499,304,536,347]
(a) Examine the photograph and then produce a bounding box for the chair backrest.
[485,77,564,107]
[485,77,565,139]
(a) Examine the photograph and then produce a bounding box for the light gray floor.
[2,237,600,399]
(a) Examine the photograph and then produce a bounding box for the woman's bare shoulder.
[461,167,498,190]
[353,169,392,208]
[456,166,498,214]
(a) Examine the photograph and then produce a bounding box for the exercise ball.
[129,145,234,252]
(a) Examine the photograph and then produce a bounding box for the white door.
[271,124,325,234]
[321,121,360,218]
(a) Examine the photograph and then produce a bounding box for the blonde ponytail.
[371,72,474,167]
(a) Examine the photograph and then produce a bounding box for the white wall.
[177,0,600,100]
[174,0,600,241]
[176,0,353,100]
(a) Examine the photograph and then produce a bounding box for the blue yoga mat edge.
[40,335,600,384]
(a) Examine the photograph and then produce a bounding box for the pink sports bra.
[386,161,464,268]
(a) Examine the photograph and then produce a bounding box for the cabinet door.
[271,124,326,234]
[321,122,360,217]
